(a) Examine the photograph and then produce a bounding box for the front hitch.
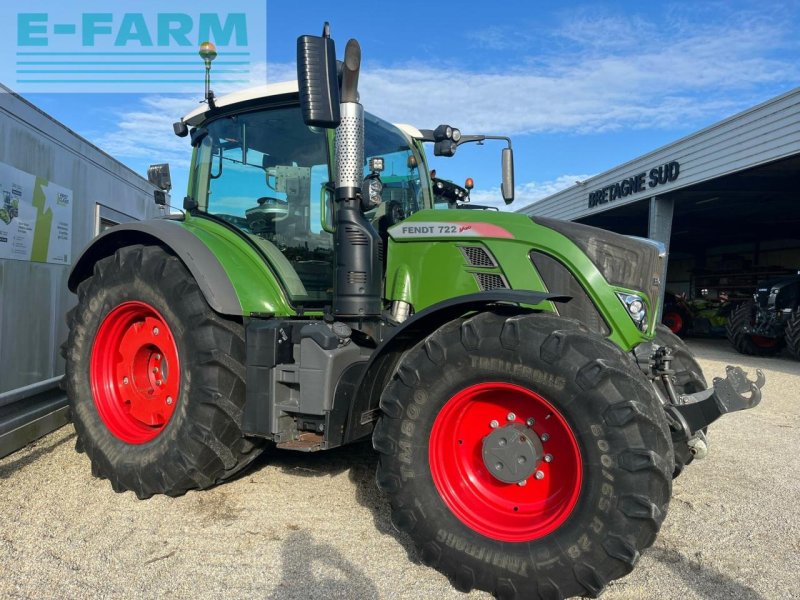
[666,366,765,441]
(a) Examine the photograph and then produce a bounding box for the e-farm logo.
[2,1,266,93]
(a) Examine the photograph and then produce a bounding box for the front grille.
[475,272,508,290]
[460,246,496,268]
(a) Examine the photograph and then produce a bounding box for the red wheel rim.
[663,312,683,334]
[90,301,180,444]
[429,382,582,542]
[751,335,778,348]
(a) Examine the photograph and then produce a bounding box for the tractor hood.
[387,209,665,346]
[530,216,665,318]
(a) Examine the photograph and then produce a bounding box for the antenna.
[199,41,218,107]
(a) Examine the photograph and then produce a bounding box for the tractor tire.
[373,311,672,599]
[64,244,263,499]
[786,311,800,361]
[726,302,782,357]
[653,325,707,477]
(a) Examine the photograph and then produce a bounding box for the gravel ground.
[1,339,798,599]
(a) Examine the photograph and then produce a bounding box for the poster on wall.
[0,161,72,265]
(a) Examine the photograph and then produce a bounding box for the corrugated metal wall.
[0,86,159,394]
[519,88,800,221]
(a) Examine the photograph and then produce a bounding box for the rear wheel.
[65,245,263,499]
[786,311,800,360]
[373,311,672,599]
[726,302,782,356]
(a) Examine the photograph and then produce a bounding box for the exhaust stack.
[297,28,382,319]
[332,40,382,318]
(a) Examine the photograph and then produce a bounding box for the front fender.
[342,290,569,443]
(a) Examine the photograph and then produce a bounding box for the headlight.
[617,293,648,332]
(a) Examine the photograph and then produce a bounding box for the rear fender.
[68,219,242,315]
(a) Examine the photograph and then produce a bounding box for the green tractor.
[64,26,764,599]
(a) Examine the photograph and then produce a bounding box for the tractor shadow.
[266,529,379,600]
[648,542,765,600]
[244,441,420,560]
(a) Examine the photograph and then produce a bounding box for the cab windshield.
[189,105,429,306]
[364,113,428,219]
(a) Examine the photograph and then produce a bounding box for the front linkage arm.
[666,365,765,442]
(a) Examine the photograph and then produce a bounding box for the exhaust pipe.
[297,27,382,319]
[332,40,382,318]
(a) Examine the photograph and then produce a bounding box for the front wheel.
[64,245,263,499]
[373,312,672,599]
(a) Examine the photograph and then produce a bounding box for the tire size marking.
[592,424,617,513]
[397,387,432,481]
[567,533,592,559]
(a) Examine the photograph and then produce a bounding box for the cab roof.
[183,81,299,125]
[182,80,425,141]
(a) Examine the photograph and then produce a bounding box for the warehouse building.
[0,84,160,455]
[519,88,800,306]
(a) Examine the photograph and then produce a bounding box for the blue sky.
[21,0,800,210]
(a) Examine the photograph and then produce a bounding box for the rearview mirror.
[297,23,341,128]
[148,163,172,191]
[501,148,514,205]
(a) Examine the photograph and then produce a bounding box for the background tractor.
[727,273,800,358]
[64,25,764,599]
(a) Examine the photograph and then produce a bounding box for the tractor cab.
[181,86,432,307]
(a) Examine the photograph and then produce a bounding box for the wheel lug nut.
[122,377,129,385]
[544,454,553,463]
[535,470,545,480]
[153,367,159,373]
[156,380,163,386]
[166,396,173,405]
[489,420,499,429]
[153,327,160,336]
[526,417,535,427]
[541,433,550,442]
[507,412,516,421]
[155,354,161,360]
[494,462,503,471]
[517,479,527,487]
[498,438,507,447]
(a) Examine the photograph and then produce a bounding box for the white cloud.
[469,174,594,211]
[94,95,197,170]
[354,20,795,135]
[87,11,797,199]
